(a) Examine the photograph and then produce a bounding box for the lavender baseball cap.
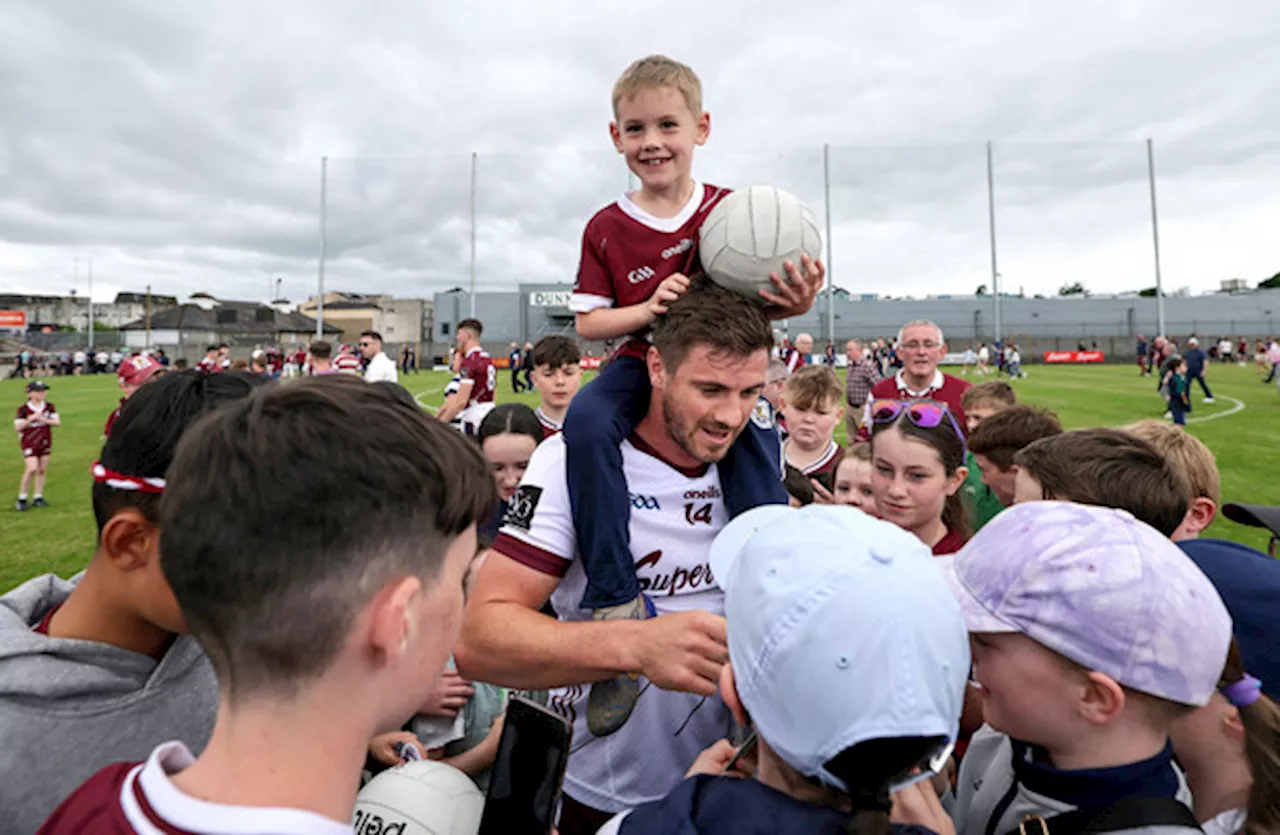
[943,501,1232,707]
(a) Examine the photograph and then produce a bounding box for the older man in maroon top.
[856,320,971,442]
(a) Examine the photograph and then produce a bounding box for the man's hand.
[646,273,692,318]
[369,731,424,767]
[418,669,475,717]
[760,255,824,319]
[636,610,728,696]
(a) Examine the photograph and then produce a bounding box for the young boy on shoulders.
[14,380,59,511]
[563,54,823,735]
[38,375,495,834]
[959,381,1016,532]
[1,370,266,835]
[781,365,844,490]
[529,334,583,438]
[947,501,1231,835]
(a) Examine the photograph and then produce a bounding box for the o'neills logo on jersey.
[635,550,717,596]
[352,809,408,834]
[683,486,721,500]
[661,237,693,260]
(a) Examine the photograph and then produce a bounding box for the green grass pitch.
[1,363,1276,593]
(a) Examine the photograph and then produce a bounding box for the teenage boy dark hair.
[41,375,496,832]
[1013,428,1191,537]
[2,370,267,835]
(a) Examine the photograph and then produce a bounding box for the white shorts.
[456,402,496,436]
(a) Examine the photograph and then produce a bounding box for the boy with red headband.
[0,370,267,834]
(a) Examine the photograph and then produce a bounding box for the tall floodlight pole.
[87,259,95,350]
[469,151,478,317]
[823,143,834,346]
[145,284,152,352]
[317,156,328,339]
[986,141,1002,343]
[1146,138,1166,337]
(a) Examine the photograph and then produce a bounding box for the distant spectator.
[1184,338,1214,403]
[359,331,398,384]
[786,333,813,373]
[842,339,880,441]
[308,340,335,375]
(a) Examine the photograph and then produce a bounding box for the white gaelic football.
[699,186,822,302]
[353,760,484,835]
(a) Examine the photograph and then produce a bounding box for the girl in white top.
[1170,641,1280,835]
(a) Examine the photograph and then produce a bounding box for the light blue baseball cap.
[943,501,1232,707]
[709,504,970,791]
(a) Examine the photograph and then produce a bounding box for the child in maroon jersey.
[529,334,583,438]
[563,54,824,737]
[780,365,844,493]
[14,380,59,511]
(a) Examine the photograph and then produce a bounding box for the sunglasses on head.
[870,399,966,457]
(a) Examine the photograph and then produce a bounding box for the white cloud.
[0,0,1277,305]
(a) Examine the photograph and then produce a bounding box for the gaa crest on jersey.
[751,398,775,430]
[504,485,543,531]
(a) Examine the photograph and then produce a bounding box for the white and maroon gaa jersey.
[572,184,730,344]
[37,742,351,835]
[492,433,733,814]
[535,407,562,439]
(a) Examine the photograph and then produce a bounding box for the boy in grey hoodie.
[0,370,268,835]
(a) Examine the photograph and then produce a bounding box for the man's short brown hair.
[308,341,332,360]
[457,318,483,337]
[962,380,1017,412]
[612,55,703,118]
[785,365,843,411]
[1125,419,1221,507]
[531,335,581,369]
[968,406,1064,471]
[1014,429,1191,537]
[650,280,773,372]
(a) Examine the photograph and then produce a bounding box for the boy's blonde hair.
[1125,419,1221,506]
[785,365,843,411]
[962,380,1017,412]
[612,55,703,118]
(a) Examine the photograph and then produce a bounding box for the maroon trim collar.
[628,432,710,478]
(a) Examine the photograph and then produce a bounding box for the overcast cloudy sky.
[2,0,1277,304]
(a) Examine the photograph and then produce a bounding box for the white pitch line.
[1185,394,1246,425]
[413,388,442,414]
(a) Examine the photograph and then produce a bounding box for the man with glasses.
[856,320,971,441]
[360,330,399,384]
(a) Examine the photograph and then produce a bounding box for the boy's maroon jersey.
[571,184,731,331]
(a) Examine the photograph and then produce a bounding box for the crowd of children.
[5,51,1278,835]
